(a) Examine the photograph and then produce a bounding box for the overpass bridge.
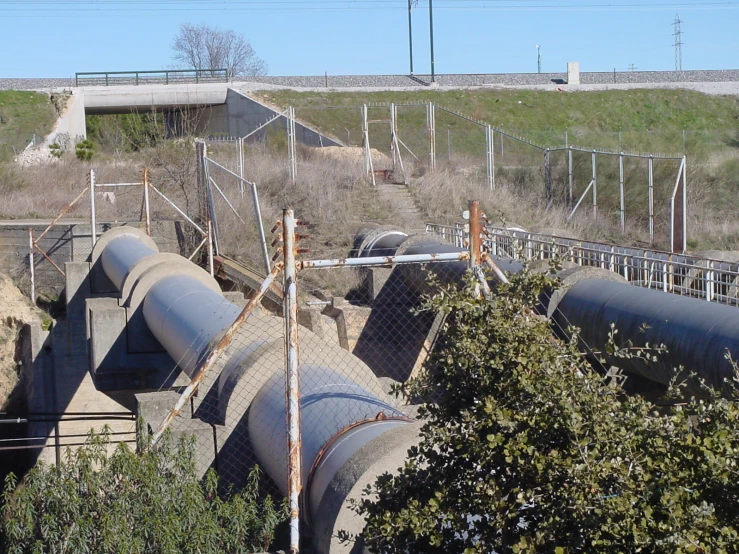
[44,82,340,149]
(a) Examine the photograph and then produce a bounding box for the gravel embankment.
[3,70,739,92]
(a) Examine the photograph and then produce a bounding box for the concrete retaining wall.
[203,89,342,147]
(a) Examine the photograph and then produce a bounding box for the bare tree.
[172,23,267,79]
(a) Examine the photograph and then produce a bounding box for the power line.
[0,1,737,13]
[673,13,684,70]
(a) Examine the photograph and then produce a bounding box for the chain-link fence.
[144,205,488,551]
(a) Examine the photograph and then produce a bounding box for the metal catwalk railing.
[424,223,739,306]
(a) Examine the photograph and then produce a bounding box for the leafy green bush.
[75,139,94,161]
[1,429,287,553]
[358,271,739,553]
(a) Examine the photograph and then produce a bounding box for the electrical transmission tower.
[673,13,683,71]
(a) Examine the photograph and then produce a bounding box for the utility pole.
[537,44,541,73]
[429,0,436,82]
[673,13,683,71]
[408,0,418,74]
[629,63,637,72]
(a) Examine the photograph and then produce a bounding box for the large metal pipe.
[100,234,158,290]
[93,226,412,553]
[354,226,739,395]
[553,279,739,393]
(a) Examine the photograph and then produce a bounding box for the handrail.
[424,223,739,307]
[75,68,229,87]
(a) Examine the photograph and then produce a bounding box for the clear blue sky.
[0,1,737,78]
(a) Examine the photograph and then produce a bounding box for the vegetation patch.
[358,270,739,553]
[0,91,57,163]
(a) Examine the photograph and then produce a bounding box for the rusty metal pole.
[283,208,302,553]
[468,200,492,297]
[143,168,152,237]
[469,200,482,270]
[28,228,35,302]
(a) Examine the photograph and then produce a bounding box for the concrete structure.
[36,84,341,147]
[22,224,419,553]
[201,88,340,146]
[567,62,581,85]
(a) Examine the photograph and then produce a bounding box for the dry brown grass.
[0,141,399,298]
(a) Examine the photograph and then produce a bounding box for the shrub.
[75,139,94,161]
[1,429,287,553]
[48,143,63,159]
[358,270,739,553]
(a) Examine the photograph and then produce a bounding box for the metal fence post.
[568,147,574,207]
[544,149,552,207]
[238,138,245,199]
[362,105,375,186]
[28,228,35,302]
[252,182,271,275]
[288,107,297,185]
[142,167,151,237]
[427,102,436,171]
[283,208,302,554]
[648,156,654,243]
[485,125,495,190]
[682,156,687,254]
[89,169,96,251]
[619,153,625,232]
[591,151,597,217]
[206,220,215,277]
[469,200,482,270]
[196,140,209,227]
[390,103,398,173]
[500,126,504,160]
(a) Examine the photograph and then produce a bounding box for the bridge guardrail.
[75,68,229,87]
[424,223,739,306]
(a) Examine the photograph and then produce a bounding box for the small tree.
[1,429,287,553]
[172,23,267,79]
[75,139,94,161]
[358,271,739,553]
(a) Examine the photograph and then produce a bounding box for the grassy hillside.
[255,88,739,156]
[0,91,58,163]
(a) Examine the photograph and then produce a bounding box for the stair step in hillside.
[375,183,426,233]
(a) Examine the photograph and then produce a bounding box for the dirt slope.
[0,273,43,409]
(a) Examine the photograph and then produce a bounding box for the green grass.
[255,88,739,157]
[0,91,58,163]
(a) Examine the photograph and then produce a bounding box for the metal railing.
[424,223,739,306]
[75,69,229,87]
